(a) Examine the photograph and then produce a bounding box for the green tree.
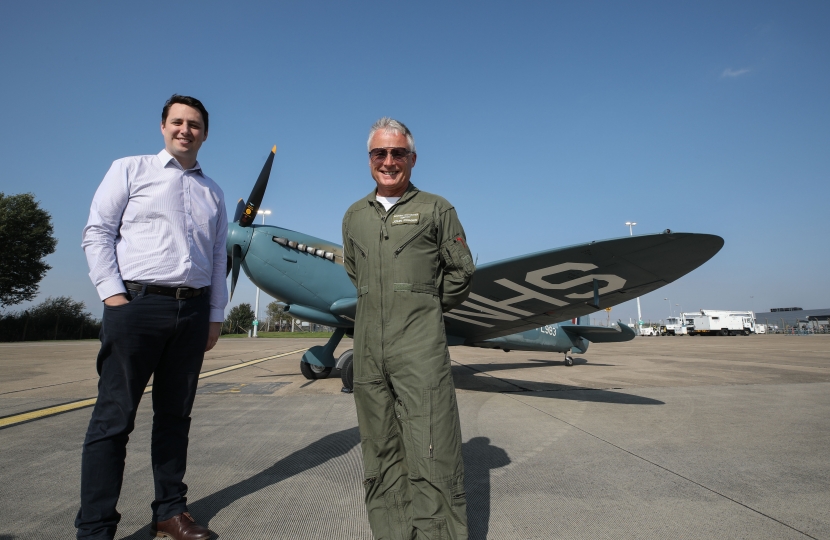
[0,296,101,342]
[0,193,58,307]
[223,303,255,335]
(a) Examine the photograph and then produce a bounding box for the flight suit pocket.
[393,218,437,288]
[440,236,475,278]
[384,489,409,540]
[353,377,395,478]
[348,233,369,260]
[347,232,370,294]
[422,382,462,481]
[392,219,432,256]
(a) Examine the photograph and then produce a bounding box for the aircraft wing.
[561,322,636,343]
[444,231,723,343]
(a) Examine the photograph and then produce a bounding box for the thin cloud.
[721,67,751,78]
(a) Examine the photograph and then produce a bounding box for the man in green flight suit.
[343,117,476,540]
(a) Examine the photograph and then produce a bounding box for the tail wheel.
[564,356,574,367]
[300,361,332,380]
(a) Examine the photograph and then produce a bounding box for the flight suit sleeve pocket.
[440,236,475,278]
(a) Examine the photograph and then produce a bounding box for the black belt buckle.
[175,288,189,300]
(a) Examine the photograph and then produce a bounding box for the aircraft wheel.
[339,350,354,392]
[564,356,574,367]
[300,360,332,380]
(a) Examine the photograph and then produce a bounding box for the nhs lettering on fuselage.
[444,262,626,328]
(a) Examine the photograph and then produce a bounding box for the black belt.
[124,281,207,299]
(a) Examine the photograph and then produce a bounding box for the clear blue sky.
[1,1,828,324]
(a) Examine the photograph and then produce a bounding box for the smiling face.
[161,103,207,169]
[369,130,416,197]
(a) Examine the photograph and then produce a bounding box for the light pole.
[626,222,642,332]
[664,298,672,318]
[252,209,271,337]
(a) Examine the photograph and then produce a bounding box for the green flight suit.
[342,184,475,540]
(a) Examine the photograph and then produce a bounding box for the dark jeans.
[75,288,209,540]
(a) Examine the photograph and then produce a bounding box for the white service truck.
[663,317,687,336]
[685,310,756,336]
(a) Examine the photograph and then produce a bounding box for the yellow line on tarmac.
[0,348,308,429]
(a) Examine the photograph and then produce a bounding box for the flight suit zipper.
[429,388,434,458]
[374,202,389,367]
[394,221,432,258]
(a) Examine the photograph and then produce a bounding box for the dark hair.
[162,94,209,133]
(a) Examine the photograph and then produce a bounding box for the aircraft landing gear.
[300,328,344,381]
[338,349,354,393]
[300,361,332,380]
[564,355,574,367]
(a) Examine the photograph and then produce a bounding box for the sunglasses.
[369,147,413,163]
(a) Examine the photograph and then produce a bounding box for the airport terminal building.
[754,307,830,331]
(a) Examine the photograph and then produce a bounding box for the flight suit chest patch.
[391,213,420,226]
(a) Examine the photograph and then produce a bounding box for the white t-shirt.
[376,195,400,211]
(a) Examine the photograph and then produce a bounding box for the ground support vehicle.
[662,317,688,336]
[685,310,756,336]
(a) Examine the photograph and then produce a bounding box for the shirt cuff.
[209,308,225,323]
[96,277,127,301]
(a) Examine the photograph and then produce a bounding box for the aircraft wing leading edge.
[443,232,723,343]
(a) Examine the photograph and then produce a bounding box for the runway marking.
[0,348,308,430]
[0,377,99,396]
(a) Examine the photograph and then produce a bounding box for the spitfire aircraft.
[227,148,723,391]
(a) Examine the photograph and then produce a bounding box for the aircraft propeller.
[226,145,277,300]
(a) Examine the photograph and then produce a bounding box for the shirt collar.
[365,182,419,205]
[157,149,203,174]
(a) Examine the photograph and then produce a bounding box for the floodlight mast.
[626,222,643,332]
[252,209,272,337]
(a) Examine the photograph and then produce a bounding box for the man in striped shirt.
[78,95,227,540]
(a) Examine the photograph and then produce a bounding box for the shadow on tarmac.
[462,358,616,372]
[452,364,664,405]
[464,437,511,540]
[119,427,361,539]
[117,429,514,539]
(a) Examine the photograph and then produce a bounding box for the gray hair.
[367,117,416,153]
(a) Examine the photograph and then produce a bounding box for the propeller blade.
[232,198,245,223]
[230,244,242,301]
[226,254,233,277]
[238,145,277,227]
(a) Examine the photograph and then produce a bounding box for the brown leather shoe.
[151,511,212,539]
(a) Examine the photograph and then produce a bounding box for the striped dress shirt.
[82,149,228,322]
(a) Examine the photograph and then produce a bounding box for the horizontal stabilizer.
[562,322,636,343]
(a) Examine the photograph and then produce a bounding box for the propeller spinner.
[226,145,277,300]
